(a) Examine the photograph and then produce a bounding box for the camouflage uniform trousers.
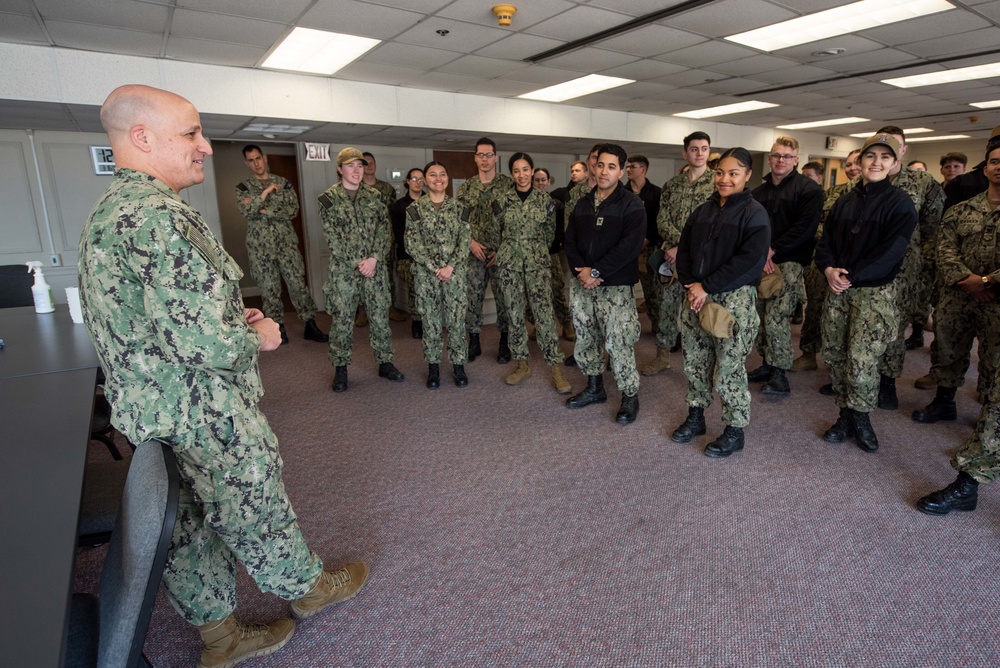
[799,262,827,355]
[414,268,468,365]
[953,372,1000,483]
[654,279,684,350]
[911,254,936,327]
[822,282,898,413]
[246,225,315,325]
[679,285,758,428]
[637,248,662,338]
[160,410,323,625]
[466,255,508,334]
[877,248,921,379]
[396,258,420,322]
[324,265,394,367]
[929,286,1000,397]
[755,261,804,370]
[549,252,571,325]
[570,283,640,396]
[498,257,564,365]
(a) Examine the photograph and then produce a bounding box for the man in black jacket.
[564,143,646,425]
[749,136,823,396]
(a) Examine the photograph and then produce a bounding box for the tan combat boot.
[791,352,817,372]
[639,347,671,376]
[551,364,571,394]
[197,615,295,668]
[354,305,368,328]
[505,360,532,385]
[562,320,576,342]
[291,562,370,620]
[914,373,935,390]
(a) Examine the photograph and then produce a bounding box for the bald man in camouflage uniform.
[236,145,327,344]
[79,85,368,668]
[319,148,404,392]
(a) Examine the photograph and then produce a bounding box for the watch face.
[590,269,600,278]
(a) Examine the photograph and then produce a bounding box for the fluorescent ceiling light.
[906,134,971,142]
[777,117,869,130]
[674,101,778,119]
[262,27,380,75]
[970,99,1000,109]
[518,74,635,102]
[726,0,954,52]
[849,128,933,137]
[883,62,1000,88]
[242,123,313,134]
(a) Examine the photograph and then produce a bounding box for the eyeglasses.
[408,177,424,182]
[532,177,548,183]
[475,152,496,159]
[769,153,797,162]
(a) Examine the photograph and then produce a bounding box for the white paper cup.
[66,287,84,324]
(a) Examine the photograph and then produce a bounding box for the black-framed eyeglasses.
[475,152,496,159]
[769,153,797,162]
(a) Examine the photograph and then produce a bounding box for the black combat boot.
[671,407,707,443]
[279,323,289,345]
[412,319,423,339]
[704,426,744,458]
[761,367,790,395]
[819,383,836,396]
[426,363,440,389]
[905,326,924,350]
[791,302,804,324]
[332,366,348,393]
[564,354,577,367]
[747,364,773,383]
[849,410,878,452]
[566,375,606,409]
[453,364,468,387]
[877,375,899,410]
[468,332,481,361]
[670,333,681,353]
[496,332,511,364]
[378,362,405,382]
[916,472,979,515]
[303,318,329,342]
[912,386,958,423]
[616,394,639,425]
[823,407,854,443]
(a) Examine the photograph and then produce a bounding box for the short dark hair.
[242,144,263,158]
[717,147,753,172]
[846,149,862,160]
[474,137,496,152]
[802,161,824,173]
[362,151,375,160]
[940,152,968,167]
[534,167,551,179]
[627,155,649,168]
[876,125,906,141]
[588,143,602,158]
[683,131,711,149]
[595,143,627,170]
[422,161,446,175]
[985,138,1000,161]
[508,152,534,173]
[405,167,424,181]
[907,160,928,169]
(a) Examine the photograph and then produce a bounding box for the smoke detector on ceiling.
[493,5,517,27]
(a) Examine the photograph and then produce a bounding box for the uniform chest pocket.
[956,219,985,238]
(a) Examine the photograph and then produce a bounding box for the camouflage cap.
[337,147,368,166]
[861,133,901,159]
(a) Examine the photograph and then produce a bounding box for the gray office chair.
[0,264,34,308]
[67,440,180,668]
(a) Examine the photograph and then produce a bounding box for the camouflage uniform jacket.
[937,192,1000,286]
[891,166,945,255]
[79,169,262,444]
[819,181,853,241]
[404,196,471,275]
[657,168,715,249]
[370,178,397,210]
[455,172,514,249]
[565,180,592,225]
[235,174,299,234]
[492,186,557,268]
[318,183,391,271]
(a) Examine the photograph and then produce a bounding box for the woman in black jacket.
[671,147,771,458]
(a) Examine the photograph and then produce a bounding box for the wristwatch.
[590,268,601,279]
[983,275,991,288]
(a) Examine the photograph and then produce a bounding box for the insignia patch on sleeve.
[182,221,221,271]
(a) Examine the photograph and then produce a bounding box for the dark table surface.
[0,306,101,379]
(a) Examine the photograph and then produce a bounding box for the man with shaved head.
[79,85,368,668]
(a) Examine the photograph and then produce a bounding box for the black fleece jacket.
[814,177,918,288]
[676,189,771,294]
[565,181,646,287]
[751,170,823,266]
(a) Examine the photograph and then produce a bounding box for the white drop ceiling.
[1,0,999,156]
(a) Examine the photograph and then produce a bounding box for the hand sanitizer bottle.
[25,261,54,313]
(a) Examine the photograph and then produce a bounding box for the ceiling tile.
[459,79,540,97]
[0,13,48,44]
[542,48,640,74]
[165,37,266,68]
[861,8,991,45]
[613,81,680,99]
[335,61,427,86]
[647,87,719,104]
[599,59,688,82]
[475,32,564,60]
[525,5,635,41]
[34,0,170,32]
[499,64,595,86]
[170,8,286,48]
[899,28,1000,59]
[750,64,837,85]
[656,40,760,68]
[45,21,162,58]
[175,0,314,24]
[408,71,489,93]
[812,48,917,74]
[707,54,796,77]
[598,24,708,58]
[0,1,35,16]
[666,0,797,38]
[299,0,423,40]
[695,77,770,95]
[436,54,529,79]
[394,17,510,52]
[648,68,730,88]
[364,42,461,70]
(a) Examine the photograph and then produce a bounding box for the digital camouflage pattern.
[456,172,514,333]
[930,193,1000,395]
[800,181,852,354]
[570,283,640,396]
[395,258,419,321]
[653,168,715,349]
[492,187,564,365]
[823,282,898,412]
[953,368,1000,483]
[680,284,758,427]
[756,261,804,370]
[405,196,471,364]
[370,178,397,210]
[318,182,394,366]
[564,180,591,226]
[235,174,315,324]
[549,252,571,325]
[637,248,662,341]
[79,168,321,625]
